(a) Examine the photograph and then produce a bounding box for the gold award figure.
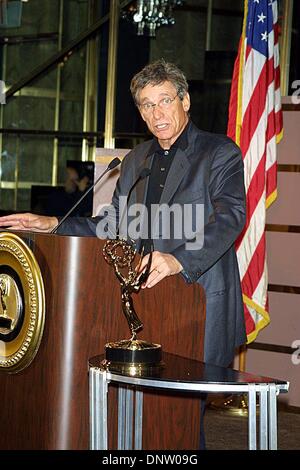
[103,239,151,337]
[0,276,11,330]
[103,239,162,370]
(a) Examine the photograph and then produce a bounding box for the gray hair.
[130,59,189,105]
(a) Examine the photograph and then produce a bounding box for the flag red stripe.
[244,303,256,335]
[235,155,266,250]
[275,108,283,136]
[241,232,266,297]
[245,43,252,61]
[275,65,280,89]
[240,57,275,158]
[267,109,276,142]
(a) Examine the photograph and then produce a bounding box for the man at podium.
[0,60,247,447]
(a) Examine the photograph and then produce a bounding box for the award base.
[105,339,163,375]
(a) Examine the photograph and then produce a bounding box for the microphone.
[51,157,121,234]
[117,167,151,239]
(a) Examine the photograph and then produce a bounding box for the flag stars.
[261,31,268,41]
[258,12,266,23]
[254,0,260,4]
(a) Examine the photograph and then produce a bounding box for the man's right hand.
[0,213,58,233]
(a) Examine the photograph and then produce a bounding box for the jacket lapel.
[148,148,191,240]
[159,148,191,204]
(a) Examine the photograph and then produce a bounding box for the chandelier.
[121,0,185,37]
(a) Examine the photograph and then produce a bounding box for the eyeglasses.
[138,93,179,114]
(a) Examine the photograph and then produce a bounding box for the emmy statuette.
[102,239,162,373]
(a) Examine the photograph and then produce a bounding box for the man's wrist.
[49,217,59,232]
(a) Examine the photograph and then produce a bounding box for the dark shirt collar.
[149,119,191,156]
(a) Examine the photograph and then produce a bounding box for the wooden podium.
[0,232,205,449]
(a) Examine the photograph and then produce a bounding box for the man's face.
[137,81,190,149]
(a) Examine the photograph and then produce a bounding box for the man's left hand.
[138,251,183,288]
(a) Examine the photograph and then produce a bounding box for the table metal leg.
[89,364,286,451]
[134,390,143,450]
[268,384,278,450]
[259,384,268,449]
[125,387,134,449]
[89,368,108,450]
[248,384,257,450]
[118,387,126,449]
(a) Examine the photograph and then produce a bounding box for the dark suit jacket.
[58,121,247,367]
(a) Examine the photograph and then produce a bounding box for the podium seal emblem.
[0,232,45,372]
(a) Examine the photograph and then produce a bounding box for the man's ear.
[182,92,191,112]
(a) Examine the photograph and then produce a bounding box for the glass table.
[89,352,289,450]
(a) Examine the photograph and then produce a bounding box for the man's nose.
[152,105,164,119]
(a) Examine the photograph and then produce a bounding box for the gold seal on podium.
[0,232,45,373]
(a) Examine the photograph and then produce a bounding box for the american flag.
[227,0,283,343]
